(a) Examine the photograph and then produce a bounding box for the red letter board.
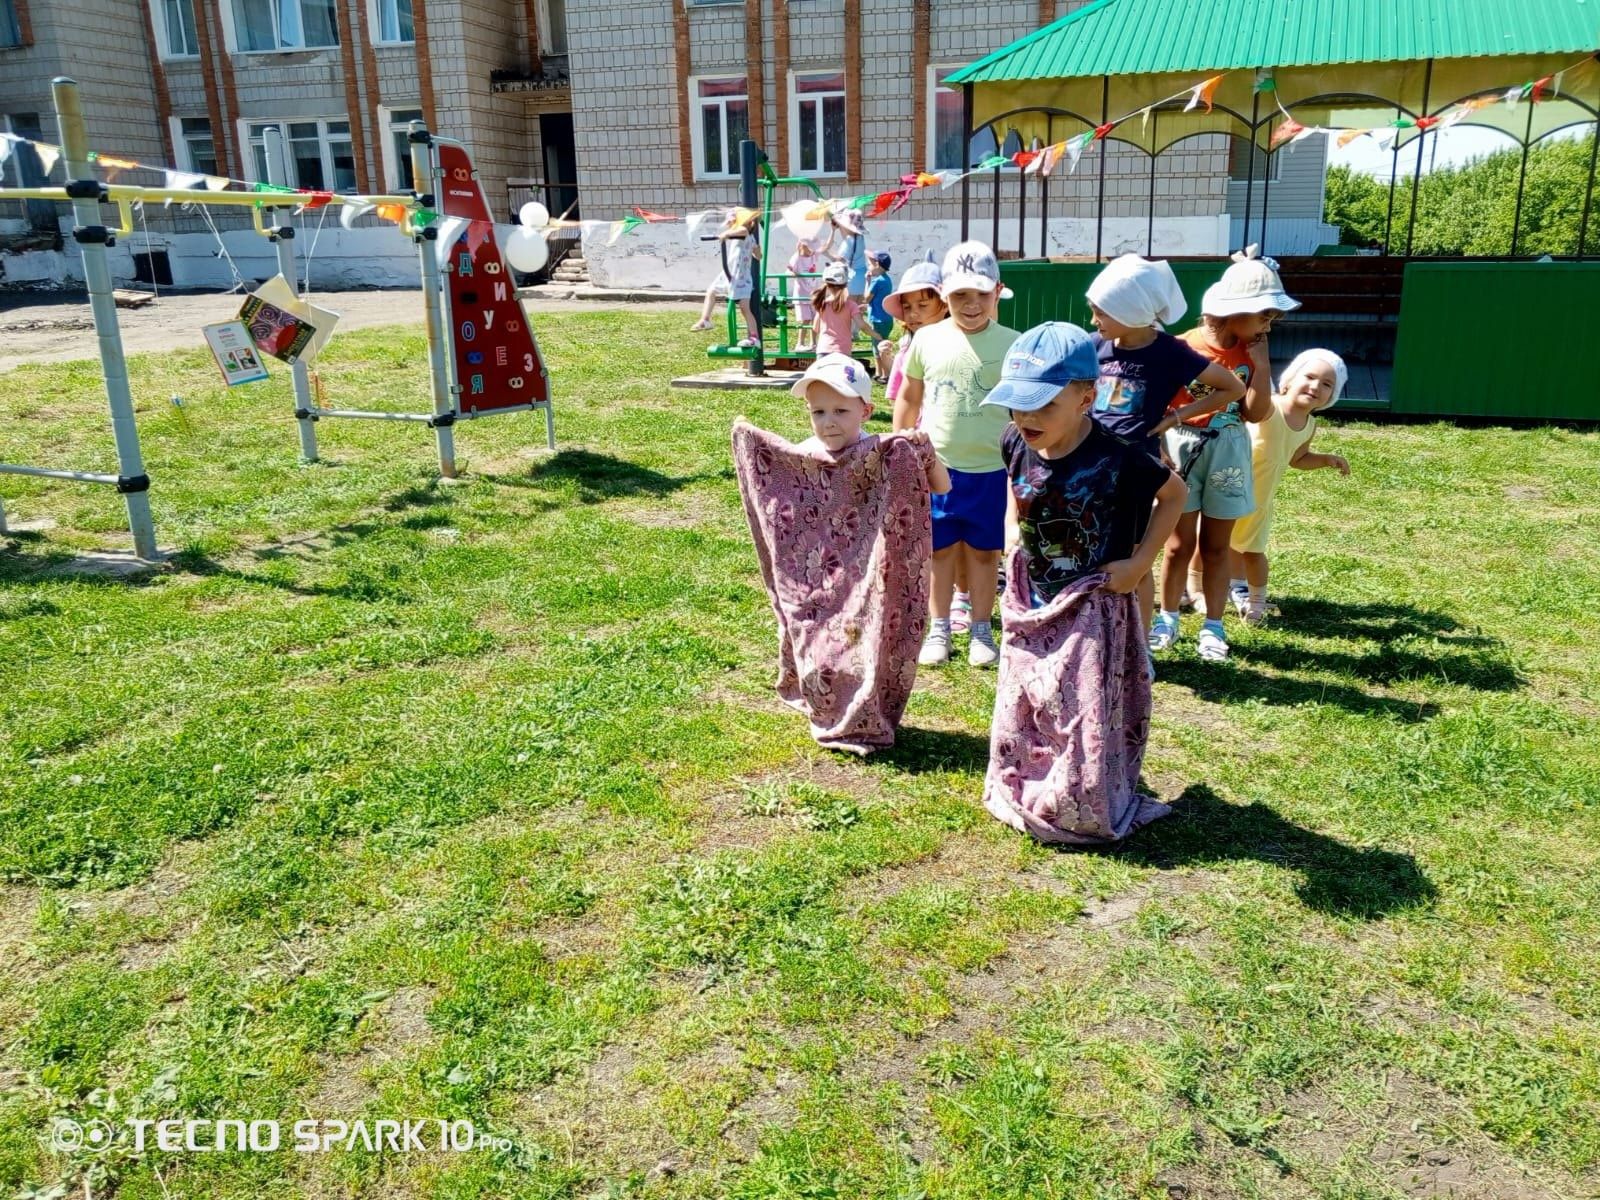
[436,143,550,413]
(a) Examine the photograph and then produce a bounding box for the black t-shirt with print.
[1002,421,1171,600]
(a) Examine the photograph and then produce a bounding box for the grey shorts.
[1165,422,1255,520]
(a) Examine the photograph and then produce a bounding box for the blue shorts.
[932,467,1008,552]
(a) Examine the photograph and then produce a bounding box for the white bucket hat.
[790,352,872,402]
[1202,246,1301,317]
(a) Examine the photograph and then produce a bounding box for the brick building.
[0,0,1329,289]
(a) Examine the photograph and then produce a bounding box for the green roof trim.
[947,0,1600,83]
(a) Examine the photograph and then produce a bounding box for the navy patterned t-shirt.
[1002,421,1171,600]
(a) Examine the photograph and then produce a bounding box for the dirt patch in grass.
[1278,1074,1578,1200]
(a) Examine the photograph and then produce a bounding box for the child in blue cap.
[979,322,1187,845]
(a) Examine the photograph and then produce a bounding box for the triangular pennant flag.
[845,192,874,211]
[1371,126,1399,149]
[166,170,206,190]
[432,216,468,267]
[1503,85,1525,106]
[1061,136,1088,174]
[1413,115,1441,132]
[204,175,230,190]
[1012,149,1039,169]
[1293,125,1322,145]
[1185,74,1225,113]
[1269,118,1306,149]
[1092,122,1115,141]
[914,172,942,188]
[1529,75,1554,103]
[1551,71,1565,98]
[36,144,60,175]
[684,208,718,242]
[976,154,1010,170]
[804,199,834,219]
[1140,107,1152,137]
[633,206,679,222]
[374,203,409,224]
[936,170,964,189]
[1254,69,1277,94]
[301,191,335,210]
[1036,142,1066,178]
[1336,128,1370,148]
[339,200,375,229]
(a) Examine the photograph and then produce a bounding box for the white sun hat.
[1201,245,1301,317]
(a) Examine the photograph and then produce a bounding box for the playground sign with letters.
[435,143,550,414]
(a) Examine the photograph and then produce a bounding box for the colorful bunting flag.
[165,170,206,190]
[374,203,409,225]
[1254,69,1277,94]
[1185,74,1225,113]
[1092,122,1115,140]
[339,200,375,229]
[1269,118,1306,149]
[633,206,678,222]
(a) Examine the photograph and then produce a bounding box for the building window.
[385,106,423,190]
[792,70,846,177]
[929,66,995,170]
[0,0,22,47]
[691,76,747,180]
[1,113,43,184]
[231,0,339,51]
[247,119,356,191]
[372,0,411,43]
[157,0,200,56]
[537,0,566,55]
[1228,137,1283,184]
[180,117,219,175]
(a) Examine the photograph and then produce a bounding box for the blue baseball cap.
[981,323,1100,412]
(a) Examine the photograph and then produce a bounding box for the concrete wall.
[583,212,1231,290]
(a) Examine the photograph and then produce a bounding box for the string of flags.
[5,50,1596,247]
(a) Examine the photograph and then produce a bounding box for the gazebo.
[948,0,1600,420]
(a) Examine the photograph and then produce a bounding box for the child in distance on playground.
[691,209,762,347]
[1228,349,1351,623]
[812,261,874,357]
[788,239,820,351]
[864,251,896,376]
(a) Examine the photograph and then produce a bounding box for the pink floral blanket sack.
[732,421,934,755]
[983,551,1170,844]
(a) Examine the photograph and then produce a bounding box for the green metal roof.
[948,0,1600,83]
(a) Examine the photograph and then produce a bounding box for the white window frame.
[168,115,220,175]
[377,103,424,191]
[221,0,340,54]
[367,0,412,45]
[688,74,748,182]
[150,0,200,59]
[240,117,357,192]
[789,69,847,179]
[536,0,567,55]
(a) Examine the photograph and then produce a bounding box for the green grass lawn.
[1,310,1597,1200]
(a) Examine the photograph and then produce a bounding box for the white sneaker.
[918,628,950,666]
[968,625,999,667]
[1197,624,1230,661]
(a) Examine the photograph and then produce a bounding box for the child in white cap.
[893,241,1020,668]
[1151,248,1297,663]
[1228,349,1350,623]
[812,261,875,357]
[1085,254,1246,638]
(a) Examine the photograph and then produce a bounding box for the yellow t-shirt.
[904,317,1019,474]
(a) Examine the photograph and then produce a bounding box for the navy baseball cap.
[981,323,1101,412]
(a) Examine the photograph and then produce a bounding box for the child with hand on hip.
[1228,349,1351,623]
[691,209,762,347]
[1085,254,1245,638]
[893,241,1019,669]
[980,322,1186,846]
[1150,248,1296,663]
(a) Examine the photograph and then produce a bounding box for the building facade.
[0,0,1330,289]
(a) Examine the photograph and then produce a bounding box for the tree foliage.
[1323,133,1599,256]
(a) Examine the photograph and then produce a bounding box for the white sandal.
[1197,625,1230,661]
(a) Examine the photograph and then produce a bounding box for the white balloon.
[518,200,550,229]
[504,226,549,273]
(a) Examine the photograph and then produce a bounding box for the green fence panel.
[1393,261,1600,421]
[997,260,1229,334]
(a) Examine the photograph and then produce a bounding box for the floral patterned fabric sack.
[733,421,934,754]
[983,550,1170,844]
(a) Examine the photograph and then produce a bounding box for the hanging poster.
[238,293,316,363]
[201,321,270,386]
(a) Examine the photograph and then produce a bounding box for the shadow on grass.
[1271,595,1495,646]
[878,725,991,774]
[484,449,714,503]
[1157,658,1440,723]
[1121,784,1436,919]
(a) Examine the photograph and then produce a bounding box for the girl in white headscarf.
[1085,254,1246,642]
[1228,348,1351,623]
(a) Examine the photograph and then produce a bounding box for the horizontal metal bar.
[309,408,437,423]
[0,186,416,208]
[453,400,549,420]
[0,463,120,484]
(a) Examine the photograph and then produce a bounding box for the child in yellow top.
[1228,349,1351,623]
